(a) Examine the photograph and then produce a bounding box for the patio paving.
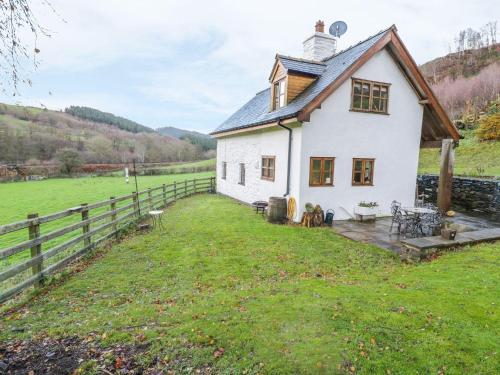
[332,211,499,255]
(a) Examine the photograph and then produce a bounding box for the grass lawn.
[418,130,500,177]
[1,195,498,374]
[0,172,214,225]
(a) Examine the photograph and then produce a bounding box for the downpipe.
[278,120,292,197]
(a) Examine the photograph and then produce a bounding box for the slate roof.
[212,26,391,135]
[276,55,326,77]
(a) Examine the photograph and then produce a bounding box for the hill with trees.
[0,103,204,167]
[157,126,216,151]
[418,21,499,177]
[64,106,155,134]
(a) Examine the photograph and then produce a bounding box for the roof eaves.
[210,112,299,136]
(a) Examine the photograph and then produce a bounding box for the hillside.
[157,126,216,151]
[0,103,202,165]
[65,106,154,134]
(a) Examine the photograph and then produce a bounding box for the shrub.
[476,113,500,141]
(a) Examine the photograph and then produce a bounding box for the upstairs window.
[351,79,389,114]
[309,157,334,186]
[273,79,286,110]
[352,158,374,186]
[261,156,275,181]
[221,162,227,180]
[239,163,245,185]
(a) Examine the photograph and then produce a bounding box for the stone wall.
[417,175,500,221]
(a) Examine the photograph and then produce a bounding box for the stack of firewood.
[301,204,324,228]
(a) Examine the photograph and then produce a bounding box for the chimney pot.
[315,20,325,33]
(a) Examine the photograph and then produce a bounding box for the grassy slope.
[418,130,500,176]
[1,195,498,374]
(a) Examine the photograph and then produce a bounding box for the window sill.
[261,177,275,182]
[352,184,374,187]
[349,109,389,115]
[309,184,334,187]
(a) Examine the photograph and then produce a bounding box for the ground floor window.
[352,158,374,185]
[239,163,245,185]
[261,156,275,181]
[221,162,227,180]
[309,157,334,186]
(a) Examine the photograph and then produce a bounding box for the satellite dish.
[329,21,347,38]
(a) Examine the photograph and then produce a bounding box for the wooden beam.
[420,140,443,148]
[437,139,455,212]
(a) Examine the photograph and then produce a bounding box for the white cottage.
[211,22,460,221]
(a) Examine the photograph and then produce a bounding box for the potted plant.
[441,220,457,240]
[354,201,379,221]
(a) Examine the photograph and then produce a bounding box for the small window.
[309,157,334,186]
[351,79,389,114]
[352,158,374,186]
[273,79,286,110]
[239,163,245,185]
[221,162,227,180]
[261,156,275,181]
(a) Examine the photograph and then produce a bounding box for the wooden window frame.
[238,163,245,186]
[309,157,335,187]
[272,78,287,110]
[352,158,375,186]
[350,78,390,114]
[221,162,227,180]
[261,156,276,181]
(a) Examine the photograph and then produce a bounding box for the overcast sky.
[2,0,496,133]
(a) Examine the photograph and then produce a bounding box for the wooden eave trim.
[388,31,460,141]
[297,31,392,122]
[211,117,299,138]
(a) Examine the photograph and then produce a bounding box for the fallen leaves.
[213,347,224,358]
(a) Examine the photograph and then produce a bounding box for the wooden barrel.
[267,197,287,224]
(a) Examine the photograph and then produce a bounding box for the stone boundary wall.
[417,175,500,221]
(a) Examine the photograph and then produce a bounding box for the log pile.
[301,204,324,228]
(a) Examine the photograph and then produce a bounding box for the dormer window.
[273,79,286,110]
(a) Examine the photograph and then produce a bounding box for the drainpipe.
[278,120,292,197]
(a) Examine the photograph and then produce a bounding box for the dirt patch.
[0,336,151,374]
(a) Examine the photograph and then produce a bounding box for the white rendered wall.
[298,49,424,220]
[216,127,294,205]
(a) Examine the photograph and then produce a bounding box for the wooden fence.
[0,177,216,303]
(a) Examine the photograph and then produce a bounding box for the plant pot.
[441,228,457,240]
[353,206,378,221]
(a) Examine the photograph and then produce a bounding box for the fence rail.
[0,176,216,303]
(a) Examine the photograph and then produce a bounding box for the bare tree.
[0,0,55,94]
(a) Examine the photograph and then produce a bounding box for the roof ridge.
[276,54,326,66]
[321,25,394,63]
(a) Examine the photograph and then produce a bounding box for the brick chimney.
[303,20,337,61]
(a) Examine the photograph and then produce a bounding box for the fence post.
[184,180,187,197]
[110,196,117,239]
[211,177,215,193]
[194,178,197,193]
[132,192,139,218]
[174,181,177,201]
[28,213,43,288]
[162,184,167,207]
[81,203,90,248]
[148,188,153,211]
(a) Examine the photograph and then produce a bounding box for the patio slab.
[402,228,500,250]
[332,212,499,255]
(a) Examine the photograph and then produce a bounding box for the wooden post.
[174,181,177,201]
[132,191,139,218]
[437,139,455,212]
[81,203,90,248]
[194,178,197,193]
[110,196,117,238]
[162,184,167,207]
[184,180,187,197]
[148,188,152,211]
[28,213,43,288]
[211,177,215,193]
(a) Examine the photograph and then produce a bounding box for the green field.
[0,172,214,225]
[418,130,500,177]
[1,195,498,374]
